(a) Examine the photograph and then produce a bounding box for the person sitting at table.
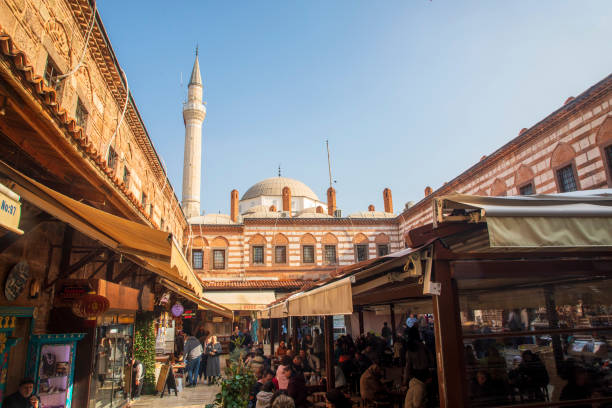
[250,368,276,408]
[3,377,40,408]
[288,356,308,408]
[256,381,276,408]
[276,341,288,357]
[560,366,591,408]
[326,389,352,408]
[360,362,390,402]
[404,369,430,408]
[276,355,292,390]
[249,348,266,374]
[298,349,313,372]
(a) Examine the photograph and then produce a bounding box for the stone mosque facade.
[181,53,612,315]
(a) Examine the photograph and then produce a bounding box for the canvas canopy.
[0,162,203,296]
[285,277,353,316]
[159,279,232,318]
[203,290,276,311]
[435,190,612,249]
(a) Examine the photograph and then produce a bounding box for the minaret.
[182,48,206,219]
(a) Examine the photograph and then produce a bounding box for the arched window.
[596,116,612,187]
[272,233,289,264]
[353,233,370,262]
[300,234,317,264]
[374,233,390,257]
[248,234,267,265]
[211,236,229,270]
[490,178,507,197]
[551,143,578,192]
[514,164,536,195]
[322,233,338,265]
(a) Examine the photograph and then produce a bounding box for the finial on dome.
[278,165,282,177]
[189,48,202,86]
[195,44,199,56]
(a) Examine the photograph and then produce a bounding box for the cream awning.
[435,191,612,249]
[285,278,353,316]
[203,291,276,311]
[0,183,23,234]
[0,162,202,296]
[159,279,233,319]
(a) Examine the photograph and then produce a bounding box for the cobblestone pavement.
[129,381,220,408]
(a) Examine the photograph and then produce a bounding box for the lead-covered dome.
[241,177,319,201]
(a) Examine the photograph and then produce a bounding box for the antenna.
[326,140,333,189]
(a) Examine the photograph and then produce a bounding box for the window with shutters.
[355,244,369,262]
[107,147,118,172]
[252,246,264,265]
[75,97,88,129]
[324,245,337,265]
[274,246,287,264]
[557,165,578,192]
[302,245,315,264]
[43,55,63,94]
[123,167,130,188]
[192,250,203,269]
[213,249,226,270]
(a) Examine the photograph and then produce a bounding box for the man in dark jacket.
[131,357,145,399]
[3,378,40,408]
[288,356,308,408]
[183,331,203,386]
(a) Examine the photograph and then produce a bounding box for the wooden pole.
[390,304,396,336]
[324,316,335,391]
[270,318,276,356]
[432,259,467,408]
[291,316,299,351]
[358,308,364,336]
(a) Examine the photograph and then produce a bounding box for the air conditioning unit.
[334,209,342,218]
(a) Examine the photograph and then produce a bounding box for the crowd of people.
[174,327,224,387]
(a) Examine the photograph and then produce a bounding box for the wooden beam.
[390,304,396,336]
[324,315,335,391]
[353,282,425,306]
[112,263,137,284]
[270,318,276,356]
[0,232,19,254]
[432,261,467,408]
[358,308,364,336]
[105,250,115,281]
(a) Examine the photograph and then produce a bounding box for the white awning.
[435,190,612,249]
[285,277,353,316]
[203,291,277,311]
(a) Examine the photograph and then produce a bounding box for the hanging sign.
[5,261,29,301]
[171,302,184,317]
[183,310,196,319]
[0,185,23,235]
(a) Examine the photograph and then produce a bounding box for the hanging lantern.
[72,292,110,324]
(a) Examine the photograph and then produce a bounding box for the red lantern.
[72,292,110,324]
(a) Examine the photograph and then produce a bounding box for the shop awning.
[0,183,23,234]
[434,190,612,249]
[159,279,233,319]
[0,162,202,296]
[202,291,276,311]
[285,278,353,316]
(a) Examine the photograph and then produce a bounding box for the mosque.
[180,52,612,332]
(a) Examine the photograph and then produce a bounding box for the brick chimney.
[316,206,324,214]
[368,204,375,211]
[230,189,239,222]
[327,187,336,216]
[424,186,433,197]
[282,186,291,215]
[269,205,277,212]
[383,188,393,213]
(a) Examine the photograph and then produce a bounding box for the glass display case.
[90,323,133,408]
[26,333,85,408]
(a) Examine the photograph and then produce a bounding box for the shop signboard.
[183,310,195,319]
[0,184,22,235]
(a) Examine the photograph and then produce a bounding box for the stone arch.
[596,116,612,145]
[514,164,535,186]
[211,236,229,247]
[272,233,289,245]
[193,236,209,248]
[44,18,72,63]
[374,233,390,245]
[248,233,267,245]
[353,233,369,244]
[490,178,507,197]
[551,143,576,168]
[321,232,338,245]
[300,233,316,245]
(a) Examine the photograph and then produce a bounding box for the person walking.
[206,335,222,383]
[198,330,209,383]
[312,328,324,365]
[183,331,203,387]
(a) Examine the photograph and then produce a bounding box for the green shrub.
[134,311,156,394]
[206,339,255,408]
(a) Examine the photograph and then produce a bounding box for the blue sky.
[98,1,612,215]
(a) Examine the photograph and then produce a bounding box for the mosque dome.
[241,177,319,201]
[347,211,396,219]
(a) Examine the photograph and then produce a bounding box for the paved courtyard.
[129,382,220,408]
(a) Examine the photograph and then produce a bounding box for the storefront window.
[459,277,612,406]
[91,322,134,408]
